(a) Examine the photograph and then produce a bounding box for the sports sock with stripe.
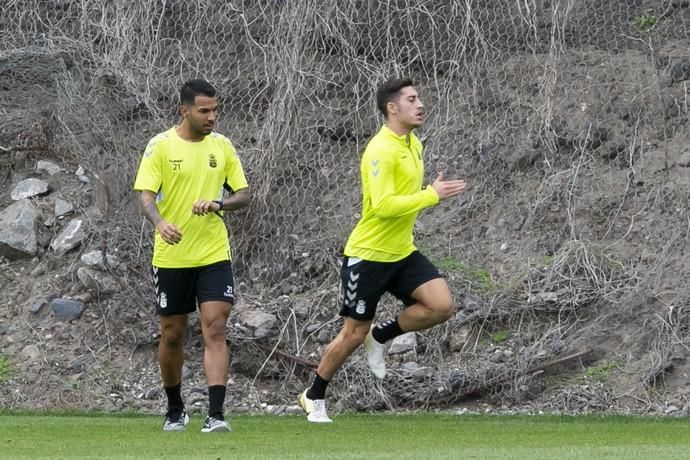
[372,317,404,344]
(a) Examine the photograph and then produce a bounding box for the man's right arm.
[139,190,163,227]
[139,190,182,244]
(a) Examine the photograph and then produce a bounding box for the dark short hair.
[180,79,216,106]
[376,78,414,117]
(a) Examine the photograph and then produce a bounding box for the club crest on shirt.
[208,153,217,168]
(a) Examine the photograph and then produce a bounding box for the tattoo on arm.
[139,191,163,226]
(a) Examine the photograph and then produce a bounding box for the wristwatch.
[213,199,223,211]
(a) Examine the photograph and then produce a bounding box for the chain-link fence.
[2,0,689,410]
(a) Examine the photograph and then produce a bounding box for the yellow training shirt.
[133,127,248,268]
[344,125,439,262]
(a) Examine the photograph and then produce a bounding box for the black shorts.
[152,260,234,316]
[339,251,441,321]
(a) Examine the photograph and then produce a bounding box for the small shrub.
[585,361,617,382]
[490,330,512,343]
[436,257,497,295]
[0,355,13,383]
[634,15,656,33]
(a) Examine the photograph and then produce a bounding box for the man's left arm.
[216,187,249,211]
[218,137,250,211]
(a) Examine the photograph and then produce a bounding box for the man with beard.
[134,79,250,432]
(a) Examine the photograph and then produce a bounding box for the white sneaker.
[298,390,332,423]
[201,416,231,432]
[364,327,387,379]
[163,409,189,432]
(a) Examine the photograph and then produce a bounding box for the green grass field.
[2,412,689,459]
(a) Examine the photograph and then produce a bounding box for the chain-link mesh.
[2,1,689,410]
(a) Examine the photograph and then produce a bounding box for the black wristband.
[213,199,223,211]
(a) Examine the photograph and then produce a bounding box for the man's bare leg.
[397,278,455,332]
[159,314,190,430]
[199,300,232,429]
[159,314,188,400]
[366,278,455,379]
[300,317,371,422]
[316,317,372,381]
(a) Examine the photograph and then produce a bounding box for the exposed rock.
[665,405,680,414]
[50,298,85,322]
[27,296,53,314]
[19,344,41,362]
[69,360,84,374]
[50,218,85,254]
[36,160,61,175]
[389,332,417,354]
[182,365,193,380]
[670,59,690,83]
[284,405,304,415]
[238,309,277,338]
[11,178,50,200]
[0,199,38,258]
[77,266,119,294]
[30,261,47,276]
[54,198,74,217]
[293,300,310,319]
[449,327,472,353]
[463,295,481,313]
[80,250,121,268]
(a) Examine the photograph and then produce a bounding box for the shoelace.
[166,411,184,423]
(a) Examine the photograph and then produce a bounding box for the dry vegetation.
[2,0,690,415]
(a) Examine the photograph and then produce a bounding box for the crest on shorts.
[355,299,366,315]
[159,292,167,309]
[209,153,217,168]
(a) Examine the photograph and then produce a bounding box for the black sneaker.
[163,409,189,432]
[201,416,231,432]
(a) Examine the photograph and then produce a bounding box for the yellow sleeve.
[366,151,439,218]
[222,137,249,192]
[133,136,164,193]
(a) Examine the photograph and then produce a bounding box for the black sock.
[208,385,226,420]
[372,317,404,344]
[306,373,330,400]
[164,383,184,411]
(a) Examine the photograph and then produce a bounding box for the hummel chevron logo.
[349,272,359,281]
[371,159,380,177]
[346,290,356,301]
[347,281,357,290]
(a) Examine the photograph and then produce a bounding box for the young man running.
[134,79,250,432]
[299,78,466,422]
